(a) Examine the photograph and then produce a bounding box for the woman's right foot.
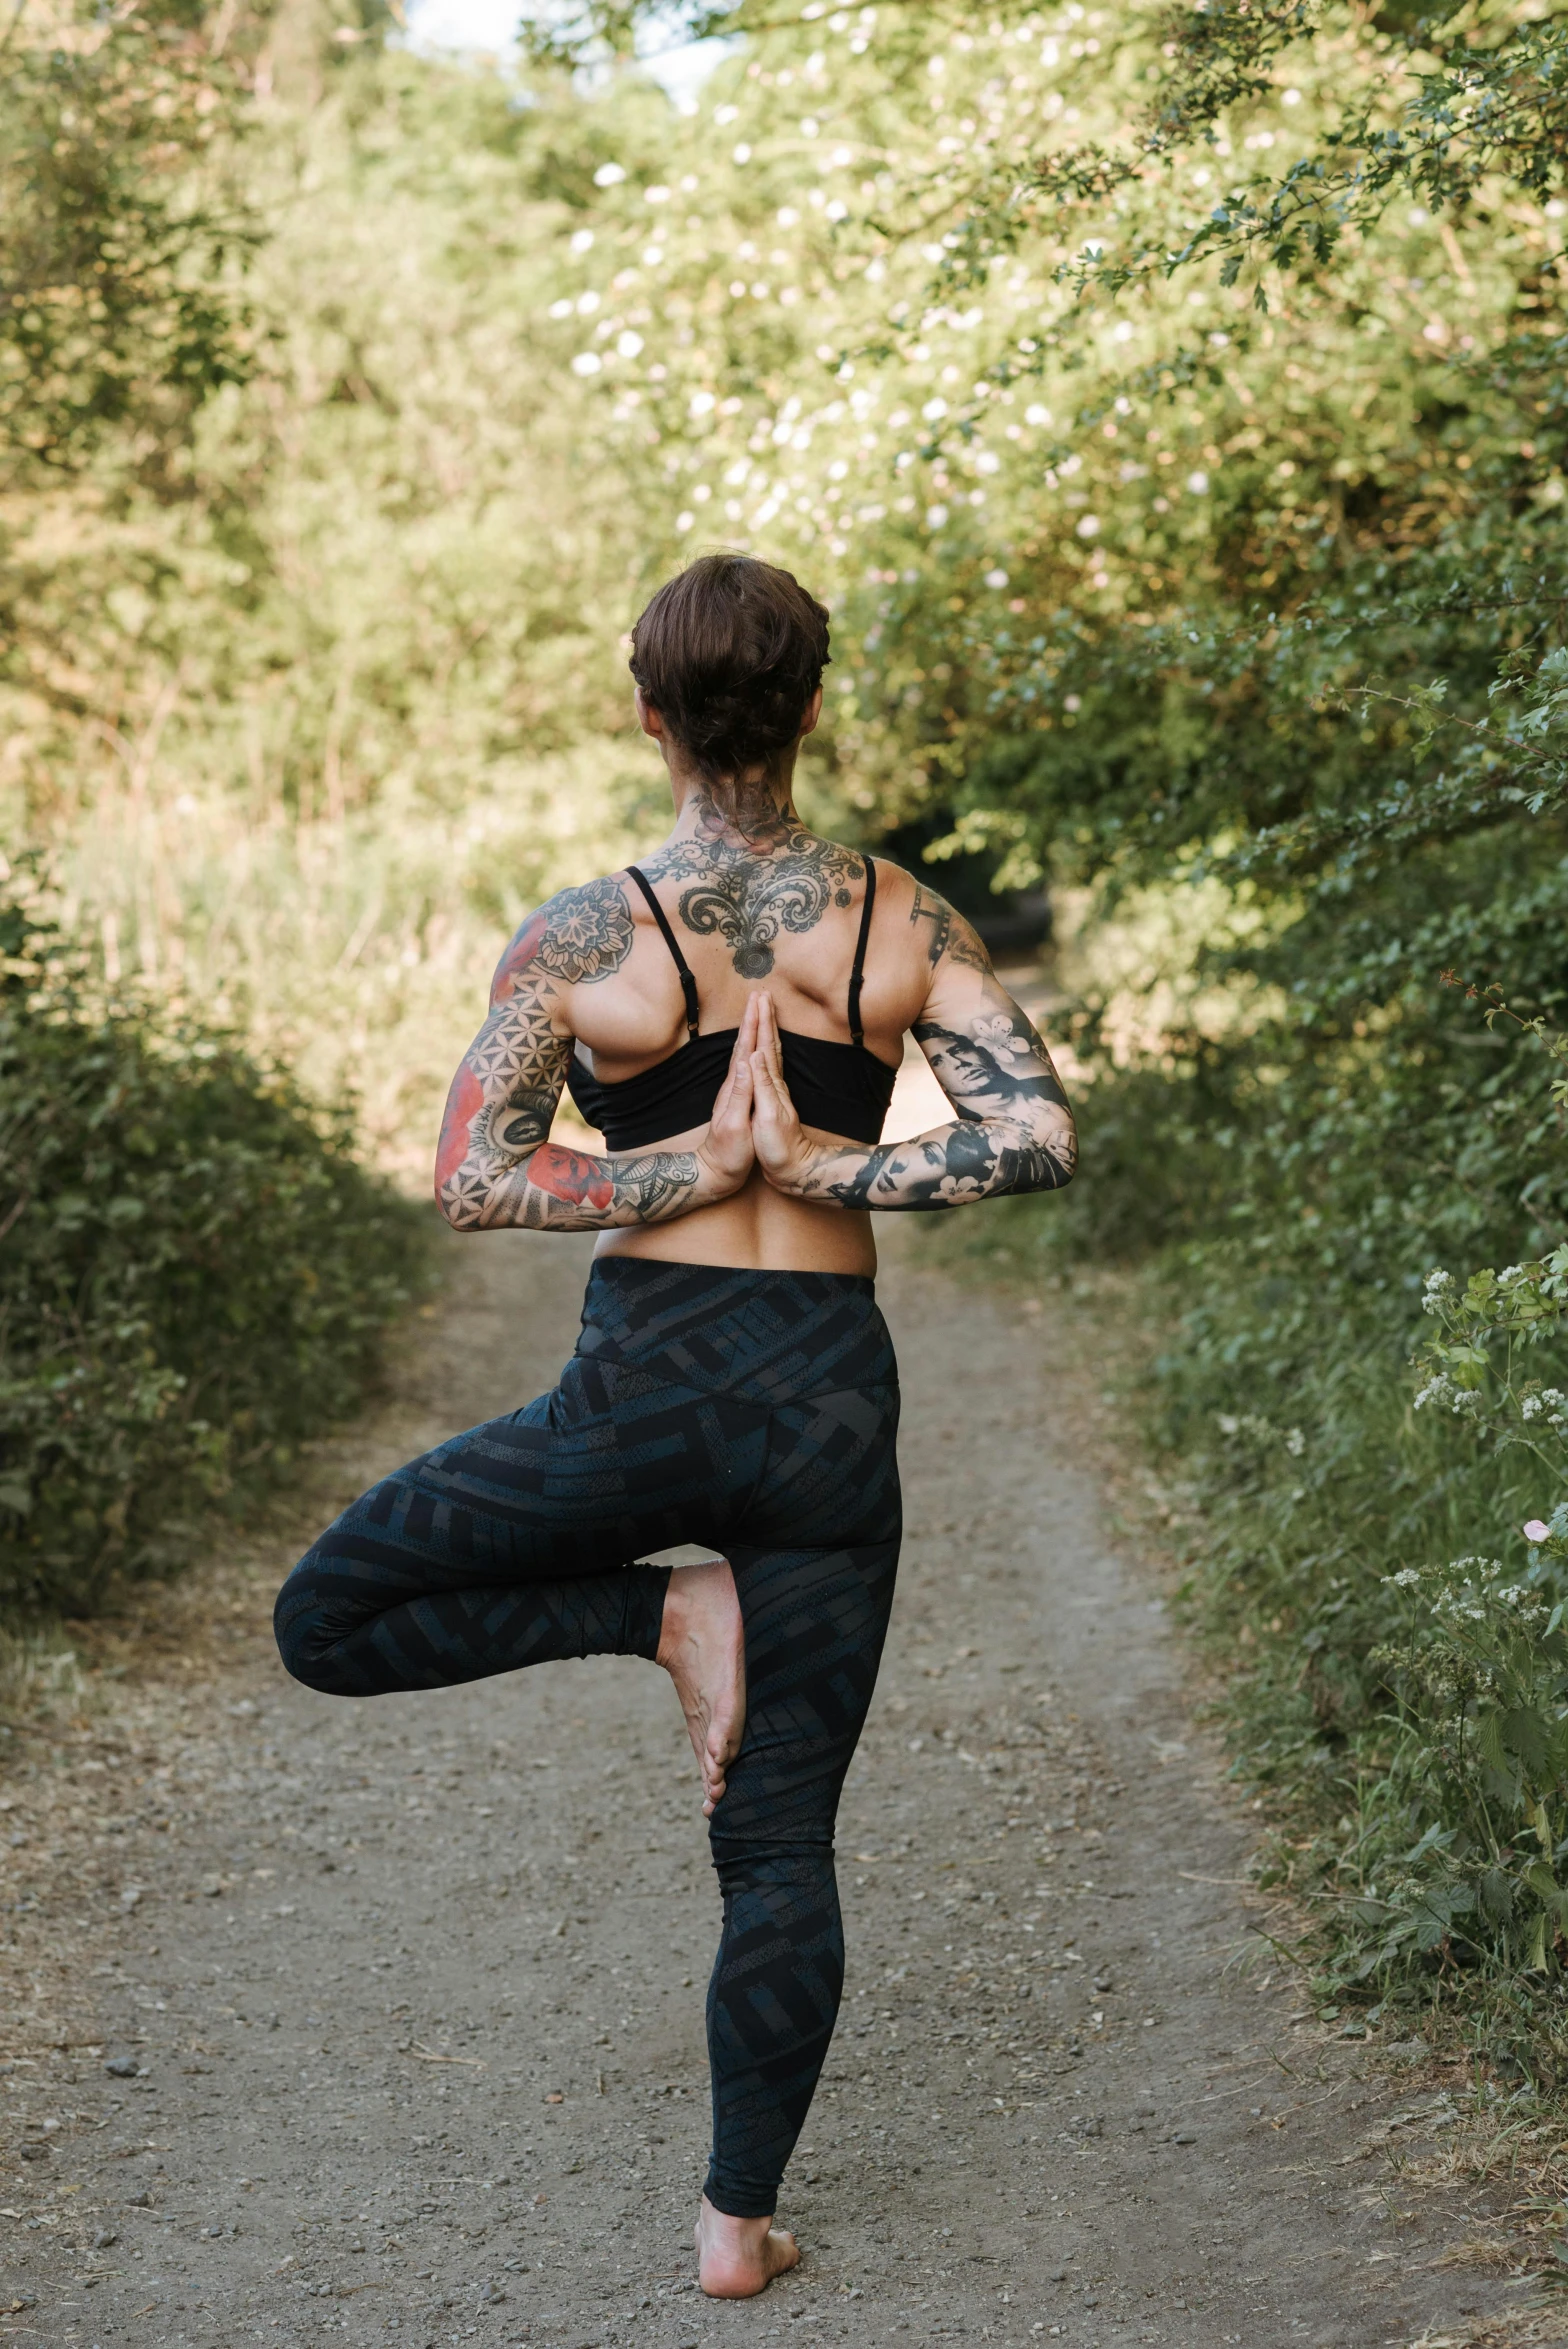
[657,1558,746,1814]
[695,2195,800,2297]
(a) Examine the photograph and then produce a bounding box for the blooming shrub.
[1331,1213,1568,2002]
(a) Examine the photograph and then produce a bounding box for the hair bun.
[629,553,831,803]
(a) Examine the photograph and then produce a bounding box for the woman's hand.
[695,1001,759,1196]
[749,991,826,1196]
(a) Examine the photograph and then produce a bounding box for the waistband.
[574,1255,896,1403]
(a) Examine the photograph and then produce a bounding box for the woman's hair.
[628,553,830,804]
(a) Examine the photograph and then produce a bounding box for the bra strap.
[625,867,700,1039]
[847,856,877,1048]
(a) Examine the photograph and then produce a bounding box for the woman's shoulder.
[489,872,637,1001]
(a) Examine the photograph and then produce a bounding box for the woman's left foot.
[657,1558,746,1814]
[695,2195,800,2297]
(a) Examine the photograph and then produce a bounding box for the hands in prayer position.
[433,866,1076,1234]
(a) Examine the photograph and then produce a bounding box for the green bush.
[0,869,430,1615]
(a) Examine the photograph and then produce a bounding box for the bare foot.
[656,1558,746,1815]
[694,2195,800,2298]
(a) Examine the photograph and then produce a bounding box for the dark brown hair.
[629,553,830,798]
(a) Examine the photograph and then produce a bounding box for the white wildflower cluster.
[1414,1378,1485,1417]
[1421,1268,1454,1313]
[1430,1556,1514,1627]
[1386,1567,1423,1588]
[1215,1411,1306,1455]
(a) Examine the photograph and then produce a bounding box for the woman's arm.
[748,906,1076,1211]
[434,883,755,1232]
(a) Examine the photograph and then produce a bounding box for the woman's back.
[433,548,1073,1272]
[552,817,938,1275]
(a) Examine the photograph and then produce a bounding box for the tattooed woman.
[274,553,1076,2298]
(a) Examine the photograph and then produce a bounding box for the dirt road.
[0,1227,1536,2347]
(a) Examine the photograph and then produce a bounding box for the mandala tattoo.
[531,878,635,984]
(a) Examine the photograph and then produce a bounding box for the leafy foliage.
[0,0,260,489]
[0,863,427,1615]
[10,0,1568,2049]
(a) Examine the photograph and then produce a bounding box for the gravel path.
[0,1227,1531,2347]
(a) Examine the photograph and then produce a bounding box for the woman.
[274,553,1077,2299]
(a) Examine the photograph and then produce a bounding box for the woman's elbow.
[433,1174,483,1232]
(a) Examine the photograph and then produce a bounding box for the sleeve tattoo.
[433,881,707,1233]
[778,922,1077,1212]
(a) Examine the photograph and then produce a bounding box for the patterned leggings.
[273,1255,901,2219]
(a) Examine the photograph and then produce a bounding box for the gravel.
[0,1226,1522,2346]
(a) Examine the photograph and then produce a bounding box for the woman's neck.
[669,776,802,856]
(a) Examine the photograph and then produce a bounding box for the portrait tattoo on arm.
[435,879,707,1233]
[774,956,1077,1213]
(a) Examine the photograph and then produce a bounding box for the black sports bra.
[565,861,899,1152]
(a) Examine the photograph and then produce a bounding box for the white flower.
[593,162,626,187]
[1387,1569,1422,1588]
[1025,404,1051,426]
[922,397,948,422]
[571,353,602,376]
[1216,1414,1239,1436]
[675,510,695,532]
[643,185,671,205]
[1423,1268,1453,1292]
[1500,1265,1524,1282]
[1413,1377,1453,1411]
[1075,515,1100,539]
[984,568,1009,589]
[926,504,949,530]
[1522,1395,1544,1419]
[1186,470,1210,496]
[974,1014,1027,1063]
[615,331,643,359]
[1284,1428,1305,1457]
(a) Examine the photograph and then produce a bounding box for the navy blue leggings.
[274,1256,901,2219]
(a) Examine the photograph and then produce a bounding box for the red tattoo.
[529,1144,615,1212]
[491,911,549,1002]
[435,1062,484,1191]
